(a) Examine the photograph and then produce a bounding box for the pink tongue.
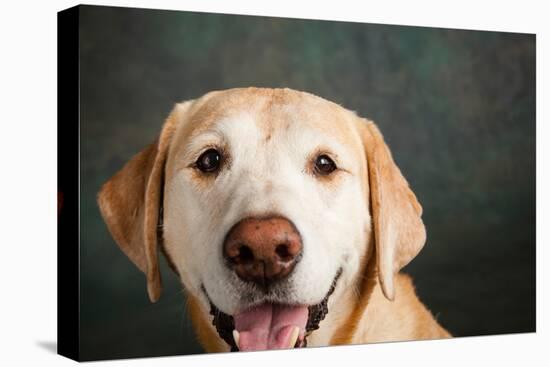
[234,304,308,351]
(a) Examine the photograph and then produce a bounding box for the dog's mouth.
[205,268,342,352]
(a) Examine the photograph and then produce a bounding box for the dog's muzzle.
[205,268,342,352]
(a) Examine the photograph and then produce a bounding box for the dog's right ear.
[354,117,426,301]
[97,101,193,302]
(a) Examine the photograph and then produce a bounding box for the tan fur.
[187,294,227,353]
[97,107,184,302]
[98,87,450,353]
[356,118,427,300]
[330,243,377,345]
[354,274,451,342]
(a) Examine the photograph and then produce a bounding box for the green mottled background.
[78,5,536,361]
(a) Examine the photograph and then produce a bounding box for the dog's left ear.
[355,117,426,301]
[97,102,192,302]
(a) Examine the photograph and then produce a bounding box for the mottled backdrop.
[78,5,535,361]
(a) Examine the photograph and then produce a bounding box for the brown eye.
[314,154,337,175]
[196,149,222,173]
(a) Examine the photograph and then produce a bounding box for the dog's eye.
[196,149,222,173]
[314,154,337,175]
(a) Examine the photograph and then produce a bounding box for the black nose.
[223,217,303,288]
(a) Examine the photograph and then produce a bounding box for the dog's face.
[164,89,369,350]
[98,88,426,352]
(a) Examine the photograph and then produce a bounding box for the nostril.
[235,245,254,264]
[223,217,303,285]
[275,244,292,261]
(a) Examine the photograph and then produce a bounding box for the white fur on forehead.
[162,103,370,315]
[181,112,260,161]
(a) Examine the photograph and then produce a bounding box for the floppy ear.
[356,118,426,301]
[97,102,190,302]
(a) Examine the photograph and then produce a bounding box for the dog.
[97,87,450,353]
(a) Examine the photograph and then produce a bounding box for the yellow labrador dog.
[98,87,450,353]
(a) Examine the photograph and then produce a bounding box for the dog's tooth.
[288,326,300,349]
[232,330,240,349]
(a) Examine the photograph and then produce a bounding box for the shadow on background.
[77,5,535,361]
[36,341,57,354]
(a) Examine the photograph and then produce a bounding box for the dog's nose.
[223,217,303,287]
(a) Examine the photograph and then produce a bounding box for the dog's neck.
[331,251,378,345]
[306,247,378,347]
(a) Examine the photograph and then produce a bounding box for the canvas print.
[57,4,535,361]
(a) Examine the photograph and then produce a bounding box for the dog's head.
[97,88,425,352]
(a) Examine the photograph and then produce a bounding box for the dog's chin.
[204,268,342,352]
